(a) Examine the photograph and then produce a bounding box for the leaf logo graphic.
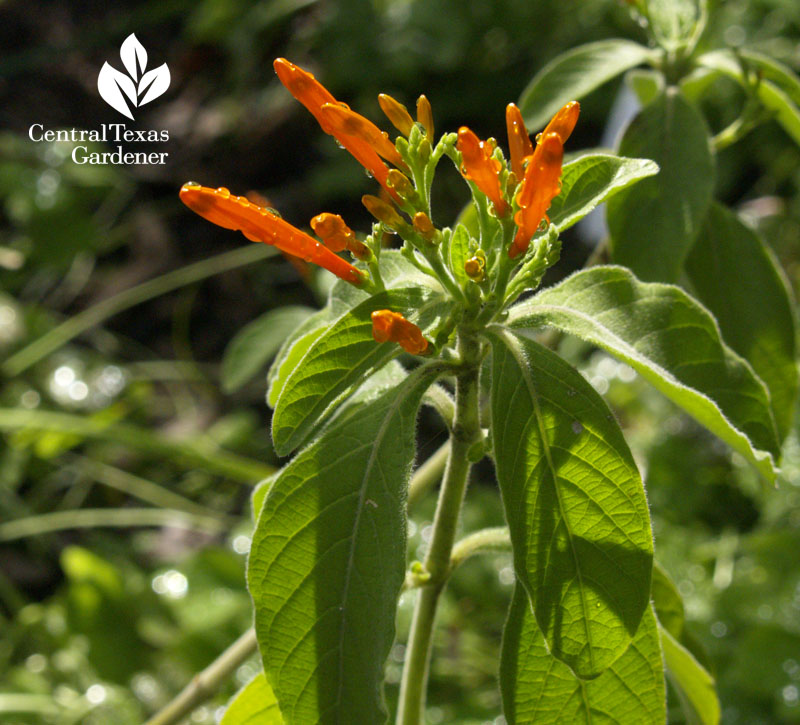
[97,34,170,120]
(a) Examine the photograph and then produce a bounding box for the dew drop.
[571,421,583,435]
[183,180,201,188]
[215,187,230,198]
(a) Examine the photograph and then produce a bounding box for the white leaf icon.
[120,33,147,81]
[138,63,171,106]
[97,62,136,120]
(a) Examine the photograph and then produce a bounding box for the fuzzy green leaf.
[662,626,721,725]
[488,327,653,678]
[509,266,780,482]
[271,287,449,455]
[686,202,797,441]
[519,40,655,130]
[549,153,660,232]
[501,588,664,724]
[220,672,283,725]
[607,88,715,282]
[222,306,315,393]
[248,364,439,724]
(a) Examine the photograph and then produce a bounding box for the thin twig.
[144,628,258,725]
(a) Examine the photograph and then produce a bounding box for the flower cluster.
[180,58,578,356]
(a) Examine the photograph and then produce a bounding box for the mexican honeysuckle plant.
[177,1,800,719]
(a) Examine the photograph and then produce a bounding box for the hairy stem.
[396,333,481,724]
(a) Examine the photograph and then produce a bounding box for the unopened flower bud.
[378,93,415,137]
[387,169,415,199]
[464,249,486,282]
[362,194,406,229]
[416,95,434,139]
[412,212,436,241]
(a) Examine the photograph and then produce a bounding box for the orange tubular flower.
[371,309,428,355]
[320,104,408,170]
[273,58,399,201]
[180,183,364,285]
[542,101,580,144]
[457,127,510,216]
[509,132,564,259]
[505,103,533,180]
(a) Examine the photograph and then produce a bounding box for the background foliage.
[1,0,800,722]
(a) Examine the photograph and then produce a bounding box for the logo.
[97,34,170,120]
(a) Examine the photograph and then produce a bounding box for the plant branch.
[144,628,258,725]
[396,333,481,725]
[449,526,511,572]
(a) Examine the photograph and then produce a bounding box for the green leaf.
[501,590,665,724]
[548,153,660,232]
[686,202,797,441]
[267,308,333,408]
[222,306,315,393]
[488,327,653,678]
[220,672,283,725]
[661,625,721,725]
[607,88,714,282]
[448,223,472,288]
[507,266,780,482]
[644,0,703,51]
[271,287,449,455]
[519,40,655,131]
[697,50,800,146]
[651,561,685,640]
[248,364,439,724]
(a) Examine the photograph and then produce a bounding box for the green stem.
[0,507,227,542]
[396,333,481,725]
[144,628,258,725]
[407,441,450,510]
[2,243,278,377]
[449,526,511,572]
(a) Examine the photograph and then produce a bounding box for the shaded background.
[1,0,800,722]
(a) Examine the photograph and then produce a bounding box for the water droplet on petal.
[183,180,201,188]
[215,187,230,198]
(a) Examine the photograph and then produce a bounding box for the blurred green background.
[1,0,799,723]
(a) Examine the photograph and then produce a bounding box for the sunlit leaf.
[697,50,800,146]
[519,40,655,130]
[502,595,664,723]
[220,672,283,725]
[661,626,721,725]
[248,364,440,723]
[488,327,653,678]
[548,153,660,232]
[507,266,780,482]
[271,287,450,455]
